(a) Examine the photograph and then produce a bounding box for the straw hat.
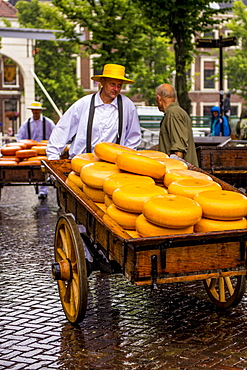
[27,101,46,110]
[91,64,135,84]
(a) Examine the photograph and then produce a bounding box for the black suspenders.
[27,117,46,140]
[86,94,123,153]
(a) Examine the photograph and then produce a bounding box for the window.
[204,61,215,89]
[3,58,19,87]
[203,105,214,116]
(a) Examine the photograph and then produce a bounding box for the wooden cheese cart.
[43,159,247,325]
[0,163,51,199]
[196,139,247,188]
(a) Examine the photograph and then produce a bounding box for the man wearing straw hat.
[17,101,55,200]
[46,64,141,160]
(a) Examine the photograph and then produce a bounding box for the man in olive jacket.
[156,83,198,167]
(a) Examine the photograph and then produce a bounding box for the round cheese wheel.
[164,169,213,188]
[19,160,41,165]
[0,156,20,162]
[103,173,155,196]
[142,194,202,228]
[156,158,188,172]
[137,150,169,159]
[31,146,47,155]
[19,139,38,149]
[1,146,23,156]
[112,183,167,213]
[67,171,84,189]
[168,178,222,199]
[0,160,18,166]
[15,149,38,159]
[194,217,247,233]
[80,162,121,189]
[32,142,48,146]
[71,153,100,174]
[107,203,140,230]
[94,142,136,163]
[115,152,166,179]
[6,142,27,149]
[40,140,49,144]
[136,214,194,237]
[193,190,247,220]
[82,183,106,202]
[104,194,113,207]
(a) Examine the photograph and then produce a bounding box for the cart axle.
[52,259,72,281]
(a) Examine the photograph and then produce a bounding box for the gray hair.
[156,84,176,99]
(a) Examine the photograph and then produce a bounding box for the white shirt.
[16,115,55,142]
[46,91,141,159]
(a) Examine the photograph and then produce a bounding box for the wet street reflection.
[0,186,247,369]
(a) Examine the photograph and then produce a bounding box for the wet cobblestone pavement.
[1,185,247,369]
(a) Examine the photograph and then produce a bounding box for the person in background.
[5,127,15,143]
[156,83,198,167]
[236,107,247,140]
[16,101,55,200]
[210,106,231,137]
[46,63,141,160]
[223,92,231,122]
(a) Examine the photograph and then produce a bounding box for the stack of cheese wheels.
[107,203,140,230]
[115,152,166,179]
[94,142,136,163]
[164,169,213,188]
[68,153,101,189]
[0,143,23,165]
[80,162,120,203]
[19,139,38,148]
[137,193,202,237]
[168,178,222,199]
[71,153,100,175]
[112,183,167,214]
[193,190,247,232]
[155,157,188,172]
[0,140,48,165]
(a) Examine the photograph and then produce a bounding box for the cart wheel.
[52,214,88,324]
[203,275,246,309]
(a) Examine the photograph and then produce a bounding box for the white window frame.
[200,57,219,92]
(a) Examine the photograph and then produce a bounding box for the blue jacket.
[210,106,231,136]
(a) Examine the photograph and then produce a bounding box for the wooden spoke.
[204,275,246,309]
[54,214,88,324]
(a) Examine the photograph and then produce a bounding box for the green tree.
[16,0,85,121]
[52,0,174,101]
[137,0,232,113]
[225,1,247,102]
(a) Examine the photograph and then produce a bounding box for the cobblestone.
[1,185,247,369]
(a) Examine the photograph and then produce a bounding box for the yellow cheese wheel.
[125,230,141,238]
[112,183,167,213]
[83,183,105,202]
[67,171,84,189]
[15,149,38,159]
[19,160,41,165]
[94,142,136,163]
[71,153,100,174]
[1,146,23,156]
[104,194,113,207]
[0,156,20,162]
[136,214,194,237]
[156,158,188,172]
[80,162,121,189]
[107,203,140,230]
[31,145,47,155]
[137,150,169,159]
[194,217,247,233]
[164,169,213,188]
[168,178,222,199]
[142,194,202,228]
[193,190,247,220]
[40,140,49,144]
[115,152,166,179]
[6,142,27,149]
[103,173,155,196]
[95,202,107,212]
